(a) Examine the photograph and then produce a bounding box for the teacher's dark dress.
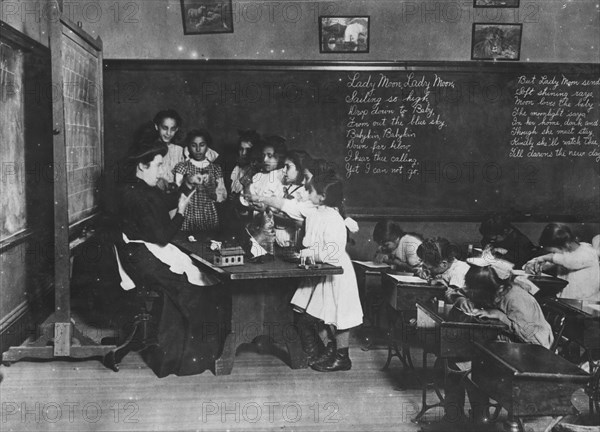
[117,178,227,377]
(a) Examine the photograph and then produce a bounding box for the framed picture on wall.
[180,0,233,35]
[319,16,370,53]
[471,23,522,60]
[473,0,520,7]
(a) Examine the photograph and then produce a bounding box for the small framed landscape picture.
[471,23,522,61]
[473,0,520,7]
[319,16,370,53]
[181,0,233,35]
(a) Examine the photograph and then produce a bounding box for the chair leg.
[103,311,157,372]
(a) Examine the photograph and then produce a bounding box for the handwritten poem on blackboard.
[510,74,600,162]
[344,72,452,179]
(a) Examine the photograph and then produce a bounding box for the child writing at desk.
[372,220,422,273]
[439,259,553,425]
[416,237,471,304]
[524,223,600,301]
[290,173,363,372]
[174,129,227,232]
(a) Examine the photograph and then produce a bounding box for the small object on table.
[188,235,198,243]
[213,245,245,267]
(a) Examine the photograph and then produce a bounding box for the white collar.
[190,158,209,168]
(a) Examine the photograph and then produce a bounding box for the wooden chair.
[102,245,161,372]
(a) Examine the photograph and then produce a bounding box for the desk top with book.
[416,300,508,359]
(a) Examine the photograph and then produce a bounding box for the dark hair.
[122,138,167,182]
[238,129,260,147]
[538,223,576,249]
[373,220,405,244]
[151,109,183,145]
[479,213,514,237]
[186,128,213,148]
[285,150,313,185]
[416,237,459,267]
[308,172,345,215]
[260,135,287,168]
[153,109,182,128]
[464,265,508,308]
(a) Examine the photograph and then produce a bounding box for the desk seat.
[472,342,590,431]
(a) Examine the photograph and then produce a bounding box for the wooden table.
[545,298,600,363]
[381,274,445,370]
[413,300,508,422]
[472,341,590,432]
[173,233,343,375]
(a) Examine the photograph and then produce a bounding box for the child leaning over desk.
[438,259,553,425]
[415,237,471,304]
[524,223,600,301]
[372,220,422,273]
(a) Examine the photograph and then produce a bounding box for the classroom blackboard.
[103,61,599,220]
[0,37,27,240]
[57,25,104,228]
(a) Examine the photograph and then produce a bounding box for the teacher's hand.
[177,188,196,215]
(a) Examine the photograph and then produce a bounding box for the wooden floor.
[0,330,446,432]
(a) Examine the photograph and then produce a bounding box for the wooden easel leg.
[1,315,116,367]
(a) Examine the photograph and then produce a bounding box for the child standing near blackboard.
[152,109,184,187]
[291,173,363,372]
[174,129,227,232]
[373,220,423,273]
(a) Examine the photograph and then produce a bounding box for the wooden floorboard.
[0,341,440,432]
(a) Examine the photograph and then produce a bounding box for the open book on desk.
[352,260,392,270]
[386,274,428,284]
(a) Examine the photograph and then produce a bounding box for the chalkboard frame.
[0,22,52,248]
[104,59,599,222]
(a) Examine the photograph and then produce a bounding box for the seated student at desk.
[439,259,553,425]
[117,138,223,377]
[372,220,422,273]
[479,213,540,268]
[524,223,600,301]
[415,237,470,305]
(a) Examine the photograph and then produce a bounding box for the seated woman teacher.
[117,138,226,377]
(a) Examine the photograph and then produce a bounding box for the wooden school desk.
[545,298,600,363]
[351,260,391,328]
[381,273,445,370]
[172,233,343,375]
[414,300,508,422]
[472,342,590,432]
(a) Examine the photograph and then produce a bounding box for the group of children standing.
[132,109,363,373]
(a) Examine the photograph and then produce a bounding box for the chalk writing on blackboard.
[343,72,452,180]
[510,74,600,162]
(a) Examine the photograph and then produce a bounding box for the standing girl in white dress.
[291,173,363,372]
